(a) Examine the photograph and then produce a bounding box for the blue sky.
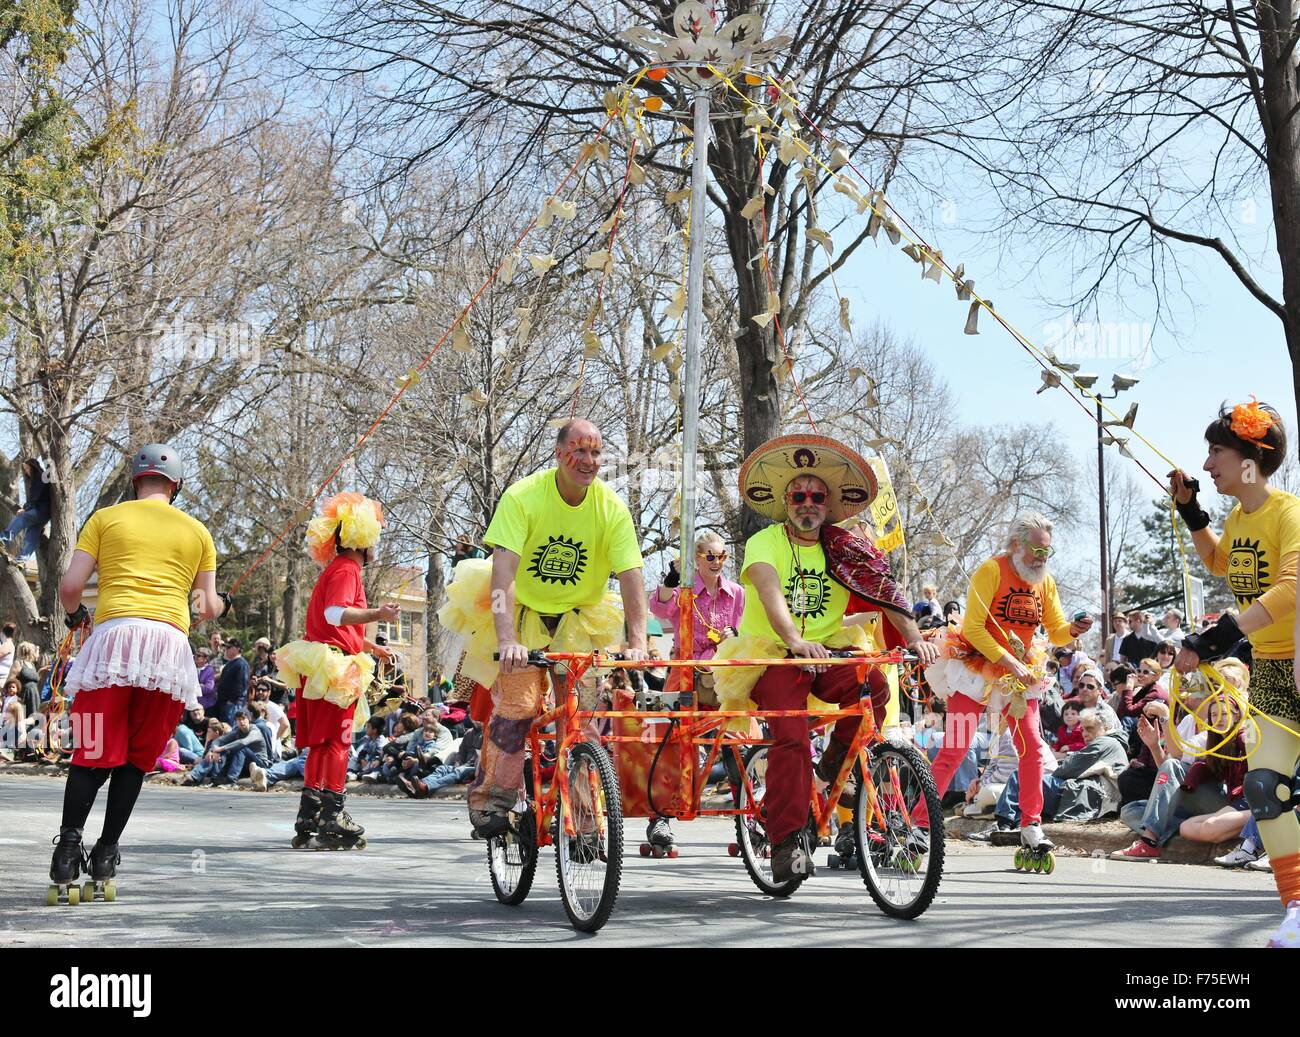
[832,202,1293,501]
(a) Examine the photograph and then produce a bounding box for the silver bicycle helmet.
[131,443,184,498]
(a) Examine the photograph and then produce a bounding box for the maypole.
[621,4,790,663]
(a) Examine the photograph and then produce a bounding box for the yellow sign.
[875,525,905,554]
[867,456,898,532]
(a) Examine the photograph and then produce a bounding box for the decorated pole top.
[620,1,791,89]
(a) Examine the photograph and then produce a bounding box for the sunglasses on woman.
[786,491,828,505]
[698,550,727,562]
[1140,668,1159,676]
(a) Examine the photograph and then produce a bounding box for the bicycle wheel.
[488,807,538,906]
[854,740,944,919]
[554,740,623,933]
[734,745,804,898]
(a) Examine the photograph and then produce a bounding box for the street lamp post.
[1093,375,1138,640]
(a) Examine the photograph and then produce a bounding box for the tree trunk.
[425,543,450,690]
[281,540,303,641]
[1260,3,1300,426]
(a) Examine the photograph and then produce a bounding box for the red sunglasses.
[787,491,828,505]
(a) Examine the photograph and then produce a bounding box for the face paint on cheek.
[561,436,602,472]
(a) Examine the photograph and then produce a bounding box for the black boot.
[316,789,365,849]
[87,841,120,881]
[49,827,84,884]
[291,788,322,848]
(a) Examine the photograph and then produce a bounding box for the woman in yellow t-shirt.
[48,444,230,904]
[1170,399,1300,947]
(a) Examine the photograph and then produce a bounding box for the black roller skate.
[82,841,119,902]
[639,816,678,859]
[827,820,858,870]
[312,789,366,850]
[1013,823,1055,874]
[291,789,322,849]
[47,827,84,906]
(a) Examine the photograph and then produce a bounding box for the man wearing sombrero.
[275,492,398,849]
[716,434,937,883]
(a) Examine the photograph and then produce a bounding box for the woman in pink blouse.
[645,532,745,852]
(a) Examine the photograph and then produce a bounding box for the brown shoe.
[771,832,816,883]
[397,774,428,798]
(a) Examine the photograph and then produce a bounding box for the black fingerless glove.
[1182,613,1243,662]
[1175,479,1210,532]
[64,604,89,629]
[663,561,680,589]
[218,592,233,619]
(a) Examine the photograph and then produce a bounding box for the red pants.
[296,693,355,794]
[929,691,1045,826]
[750,661,885,845]
[70,685,183,772]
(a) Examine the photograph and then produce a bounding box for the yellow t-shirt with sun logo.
[738,523,849,647]
[1207,489,1300,659]
[484,468,643,615]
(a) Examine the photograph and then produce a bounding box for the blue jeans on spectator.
[178,747,201,766]
[995,770,1066,826]
[1119,758,1230,846]
[188,755,221,783]
[215,701,238,727]
[1,508,46,559]
[263,752,308,786]
[420,764,474,793]
[221,745,267,782]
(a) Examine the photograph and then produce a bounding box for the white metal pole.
[680,87,709,590]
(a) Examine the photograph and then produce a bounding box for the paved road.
[0,774,1280,947]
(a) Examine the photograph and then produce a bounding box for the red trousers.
[929,691,1045,826]
[296,692,355,794]
[70,685,183,772]
[750,661,886,845]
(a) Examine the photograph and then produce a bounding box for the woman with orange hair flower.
[1169,398,1300,947]
[275,492,399,850]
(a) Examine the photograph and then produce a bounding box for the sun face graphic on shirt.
[1227,537,1268,602]
[528,535,589,585]
[994,585,1041,628]
[785,568,829,619]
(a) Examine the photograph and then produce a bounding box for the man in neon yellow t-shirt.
[457,418,647,838]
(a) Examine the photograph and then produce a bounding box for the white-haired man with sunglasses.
[926,512,1092,859]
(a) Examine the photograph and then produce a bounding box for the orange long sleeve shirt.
[964,556,1076,664]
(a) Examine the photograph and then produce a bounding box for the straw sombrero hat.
[738,434,877,524]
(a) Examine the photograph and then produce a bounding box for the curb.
[944,814,1240,865]
[0,760,467,801]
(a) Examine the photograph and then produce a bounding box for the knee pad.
[1244,768,1295,822]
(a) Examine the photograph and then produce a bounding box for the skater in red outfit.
[48,444,229,904]
[925,511,1093,866]
[275,493,397,850]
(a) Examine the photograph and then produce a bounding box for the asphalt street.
[1,773,1281,948]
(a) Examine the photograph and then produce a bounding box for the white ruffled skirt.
[66,617,201,709]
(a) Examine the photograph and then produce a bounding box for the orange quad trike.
[481,649,944,934]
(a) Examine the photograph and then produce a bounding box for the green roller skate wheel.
[46,886,58,906]
[1042,853,1055,875]
[82,882,94,902]
[1013,848,1023,870]
[66,884,80,906]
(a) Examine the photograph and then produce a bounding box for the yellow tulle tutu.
[712,625,873,732]
[276,640,376,719]
[437,558,626,686]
